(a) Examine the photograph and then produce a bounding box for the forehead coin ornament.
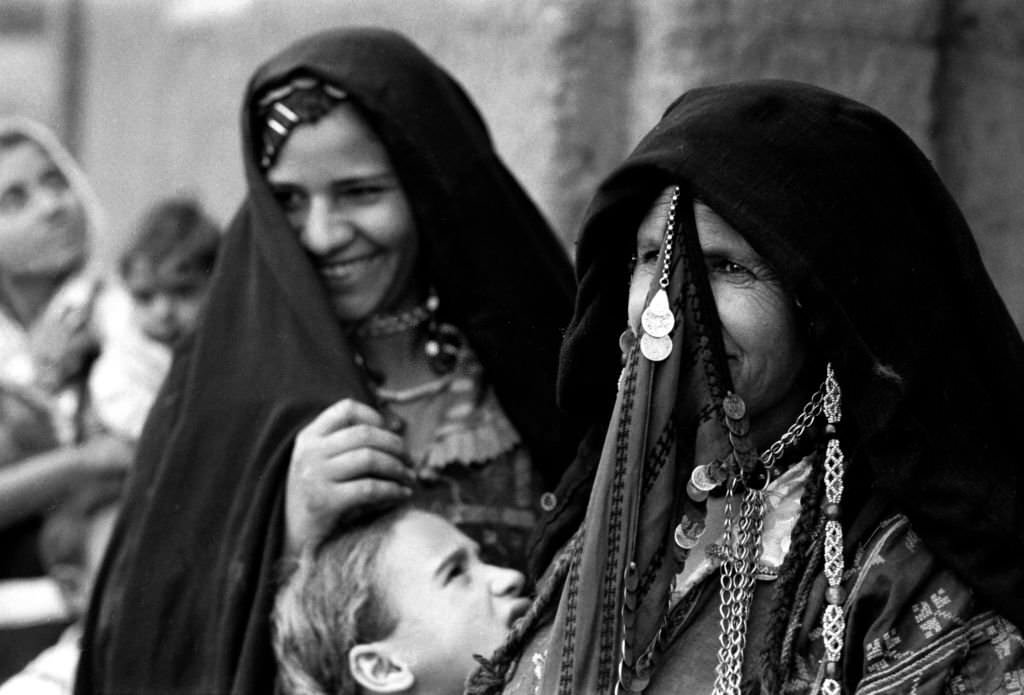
[639,186,681,362]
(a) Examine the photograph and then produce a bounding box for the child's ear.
[349,643,414,694]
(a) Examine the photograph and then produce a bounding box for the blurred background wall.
[2,0,1023,327]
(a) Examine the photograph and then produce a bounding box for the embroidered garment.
[380,340,541,567]
[506,516,1024,694]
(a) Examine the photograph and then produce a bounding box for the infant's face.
[123,258,209,346]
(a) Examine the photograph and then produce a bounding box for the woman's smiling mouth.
[318,252,384,286]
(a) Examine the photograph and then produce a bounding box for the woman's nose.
[150,294,174,321]
[300,196,352,254]
[489,566,525,597]
[38,186,70,220]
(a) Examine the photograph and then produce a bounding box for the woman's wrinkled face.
[267,104,418,322]
[0,141,87,276]
[629,189,808,432]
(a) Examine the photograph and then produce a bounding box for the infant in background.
[86,197,220,440]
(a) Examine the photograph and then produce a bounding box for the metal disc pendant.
[690,463,719,493]
[722,392,747,421]
[640,289,674,338]
[640,333,672,362]
[674,517,705,550]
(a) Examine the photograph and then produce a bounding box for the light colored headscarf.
[0,116,105,279]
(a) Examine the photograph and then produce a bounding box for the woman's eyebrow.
[331,173,395,186]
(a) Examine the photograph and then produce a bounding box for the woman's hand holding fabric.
[75,433,134,478]
[29,278,102,392]
[285,398,414,556]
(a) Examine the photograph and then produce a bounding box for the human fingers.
[323,478,413,521]
[317,423,407,460]
[299,448,415,486]
[285,477,412,554]
[302,399,385,437]
[79,435,134,473]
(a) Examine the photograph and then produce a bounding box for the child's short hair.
[119,197,220,279]
[272,507,410,695]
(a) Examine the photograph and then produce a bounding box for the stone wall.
[63,0,1024,325]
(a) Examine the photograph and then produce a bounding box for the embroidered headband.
[256,76,348,170]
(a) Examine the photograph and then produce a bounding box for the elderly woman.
[78,28,575,695]
[468,81,1024,694]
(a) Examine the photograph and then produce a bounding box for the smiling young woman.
[77,28,577,695]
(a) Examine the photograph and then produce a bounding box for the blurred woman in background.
[0,118,131,680]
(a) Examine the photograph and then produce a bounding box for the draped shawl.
[77,28,574,695]
[526,80,1024,693]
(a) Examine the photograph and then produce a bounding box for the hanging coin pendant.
[686,479,709,503]
[640,289,674,338]
[690,463,719,493]
[640,333,673,362]
[722,392,747,421]
[674,519,705,550]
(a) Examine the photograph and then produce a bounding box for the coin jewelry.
[639,187,681,362]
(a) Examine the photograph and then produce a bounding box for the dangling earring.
[820,362,846,695]
[423,291,461,375]
[639,186,680,362]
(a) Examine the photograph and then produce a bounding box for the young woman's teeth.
[322,256,372,277]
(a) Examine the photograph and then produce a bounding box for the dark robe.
[77,28,575,695]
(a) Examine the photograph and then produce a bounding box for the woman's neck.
[0,271,65,327]
[355,329,437,391]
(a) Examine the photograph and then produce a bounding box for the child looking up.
[273,508,530,695]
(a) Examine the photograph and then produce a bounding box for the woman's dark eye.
[633,245,661,266]
[40,170,68,192]
[335,184,387,203]
[709,259,752,276]
[273,190,306,214]
[0,185,28,213]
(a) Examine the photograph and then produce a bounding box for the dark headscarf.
[77,28,574,695]
[521,80,1024,692]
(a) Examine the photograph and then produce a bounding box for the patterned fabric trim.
[855,611,1000,695]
